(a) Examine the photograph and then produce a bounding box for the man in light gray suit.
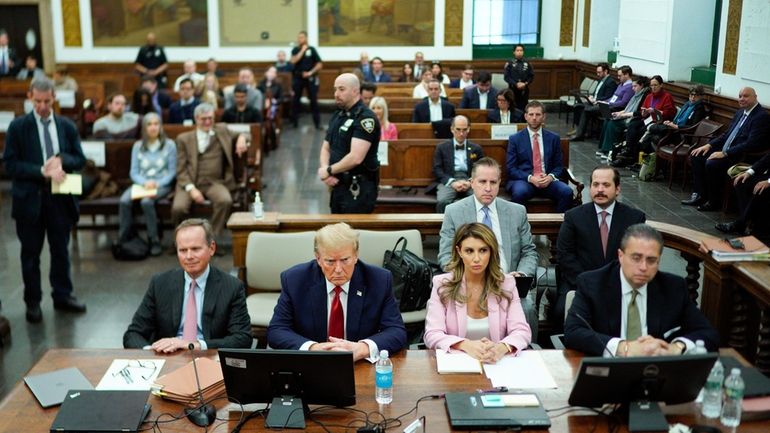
[438,157,539,339]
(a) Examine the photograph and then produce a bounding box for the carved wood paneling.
[723,0,743,75]
[61,0,82,47]
[757,308,770,375]
[559,0,576,46]
[444,0,463,46]
[683,253,702,304]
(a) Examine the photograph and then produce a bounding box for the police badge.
[361,118,375,133]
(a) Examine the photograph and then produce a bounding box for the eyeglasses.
[627,254,660,267]
[112,360,158,384]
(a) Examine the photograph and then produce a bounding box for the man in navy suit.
[564,224,718,356]
[716,152,770,242]
[431,115,485,212]
[412,79,456,123]
[267,223,406,362]
[555,166,646,324]
[168,78,199,124]
[506,100,573,212]
[684,87,770,211]
[459,71,498,109]
[364,57,391,83]
[449,64,475,89]
[3,79,87,323]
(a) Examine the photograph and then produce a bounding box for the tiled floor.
[0,106,737,399]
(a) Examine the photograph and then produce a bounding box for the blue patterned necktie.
[481,206,492,229]
[724,112,748,150]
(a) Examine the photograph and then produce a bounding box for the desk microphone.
[568,311,616,358]
[185,343,217,427]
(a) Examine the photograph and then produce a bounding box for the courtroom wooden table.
[1,349,766,432]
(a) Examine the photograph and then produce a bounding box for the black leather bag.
[382,237,435,312]
[111,235,149,261]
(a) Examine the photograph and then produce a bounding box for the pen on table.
[477,386,508,394]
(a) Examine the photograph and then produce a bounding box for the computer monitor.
[568,353,717,432]
[218,349,356,429]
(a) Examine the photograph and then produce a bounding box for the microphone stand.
[185,343,217,427]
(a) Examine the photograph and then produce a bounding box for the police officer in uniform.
[504,44,534,111]
[290,31,323,129]
[318,73,381,214]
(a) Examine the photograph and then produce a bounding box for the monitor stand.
[265,396,306,429]
[627,400,668,432]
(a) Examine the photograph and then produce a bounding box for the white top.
[465,316,491,340]
[429,99,444,122]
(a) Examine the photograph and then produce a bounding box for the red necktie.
[532,132,543,177]
[183,280,198,342]
[600,211,609,257]
[328,286,344,339]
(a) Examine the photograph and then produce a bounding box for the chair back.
[245,231,316,290]
[357,229,423,267]
[690,119,723,146]
[580,77,598,94]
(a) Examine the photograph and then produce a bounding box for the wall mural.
[91,0,209,47]
[317,0,435,46]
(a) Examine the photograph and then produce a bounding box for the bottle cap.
[731,368,741,375]
[379,350,389,358]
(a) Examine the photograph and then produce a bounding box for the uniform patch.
[361,118,375,133]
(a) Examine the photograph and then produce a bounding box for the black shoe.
[569,135,585,142]
[53,296,87,313]
[610,156,634,168]
[697,201,719,212]
[26,305,42,323]
[715,221,746,234]
[681,193,704,206]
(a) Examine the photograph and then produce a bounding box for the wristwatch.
[326,165,333,176]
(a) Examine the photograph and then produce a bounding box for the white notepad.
[436,351,482,374]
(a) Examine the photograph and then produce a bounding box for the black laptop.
[445,392,551,430]
[597,101,613,119]
[50,390,151,433]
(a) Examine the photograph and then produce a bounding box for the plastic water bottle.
[720,368,744,427]
[375,350,393,404]
[251,192,263,219]
[701,359,724,419]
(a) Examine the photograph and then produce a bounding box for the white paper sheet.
[436,350,482,374]
[490,124,520,140]
[51,174,82,195]
[80,141,106,167]
[483,350,558,389]
[96,359,166,391]
[378,141,389,166]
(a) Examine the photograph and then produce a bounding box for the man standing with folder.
[3,79,87,323]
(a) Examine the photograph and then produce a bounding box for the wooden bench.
[75,123,262,232]
[375,138,583,213]
[389,108,489,123]
[382,96,461,109]
[394,122,525,139]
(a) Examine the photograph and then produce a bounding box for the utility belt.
[336,169,378,201]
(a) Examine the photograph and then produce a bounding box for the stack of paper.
[436,351,482,374]
[483,351,558,389]
[130,184,158,200]
[151,358,225,404]
[700,236,770,262]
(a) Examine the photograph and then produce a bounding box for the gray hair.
[140,112,167,151]
[29,78,55,94]
[194,102,215,118]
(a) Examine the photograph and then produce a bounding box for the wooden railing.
[227,212,770,373]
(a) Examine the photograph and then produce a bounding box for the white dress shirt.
[429,99,444,122]
[594,201,616,231]
[477,89,488,109]
[473,196,509,273]
[32,111,61,159]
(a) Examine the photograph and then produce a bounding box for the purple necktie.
[183,280,198,342]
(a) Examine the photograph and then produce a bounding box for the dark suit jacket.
[751,151,770,175]
[711,103,770,156]
[557,201,646,294]
[487,108,524,124]
[257,79,283,101]
[364,71,392,83]
[594,76,618,102]
[267,260,407,355]
[432,140,484,186]
[459,86,498,109]
[506,128,564,183]
[168,99,199,124]
[155,90,172,109]
[449,78,473,89]
[412,98,456,123]
[3,113,86,222]
[123,266,252,349]
[564,262,719,355]
[0,47,19,76]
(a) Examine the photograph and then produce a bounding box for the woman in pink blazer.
[424,223,531,362]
